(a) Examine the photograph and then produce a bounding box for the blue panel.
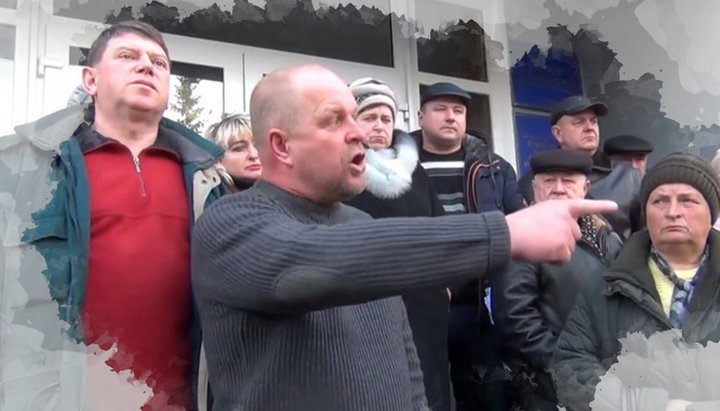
[511,46,583,111]
[514,113,558,177]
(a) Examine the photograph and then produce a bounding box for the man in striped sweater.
[412,82,526,411]
[190,64,617,411]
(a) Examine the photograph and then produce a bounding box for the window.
[53,0,394,67]
[0,23,14,135]
[165,62,224,135]
[415,0,488,82]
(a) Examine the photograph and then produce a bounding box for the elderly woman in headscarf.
[205,113,261,191]
[345,77,451,411]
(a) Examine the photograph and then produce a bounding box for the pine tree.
[171,76,204,133]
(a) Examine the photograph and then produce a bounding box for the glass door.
[39,16,246,135]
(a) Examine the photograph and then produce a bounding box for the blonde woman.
[206,113,262,191]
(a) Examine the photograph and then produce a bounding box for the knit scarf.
[579,215,604,258]
[649,245,709,328]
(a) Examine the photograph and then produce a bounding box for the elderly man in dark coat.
[492,149,623,410]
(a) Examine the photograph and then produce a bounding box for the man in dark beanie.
[552,152,720,411]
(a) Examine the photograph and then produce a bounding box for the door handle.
[37,56,66,77]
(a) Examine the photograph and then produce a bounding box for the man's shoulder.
[462,134,512,165]
[214,185,277,208]
[337,202,372,221]
[159,118,224,166]
[2,106,85,153]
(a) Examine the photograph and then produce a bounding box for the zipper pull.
[133,155,141,173]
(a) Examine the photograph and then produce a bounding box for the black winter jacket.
[491,217,622,409]
[551,230,720,411]
[411,130,525,309]
[346,130,451,411]
[493,218,622,370]
[411,130,526,215]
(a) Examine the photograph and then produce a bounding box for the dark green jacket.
[552,230,720,411]
[0,105,227,409]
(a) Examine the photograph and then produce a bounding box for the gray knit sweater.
[191,180,511,410]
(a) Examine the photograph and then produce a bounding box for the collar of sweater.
[253,180,350,221]
[364,132,418,199]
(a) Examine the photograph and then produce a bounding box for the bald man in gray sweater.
[191,64,617,411]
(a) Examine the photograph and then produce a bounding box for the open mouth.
[351,152,366,166]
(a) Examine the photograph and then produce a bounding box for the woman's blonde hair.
[205,113,255,190]
[205,113,253,151]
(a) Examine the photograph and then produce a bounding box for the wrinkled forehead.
[103,32,169,60]
[300,79,357,114]
[424,97,466,109]
[648,183,704,198]
[559,109,598,124]
[358,103,394,116]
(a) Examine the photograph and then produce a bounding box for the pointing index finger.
[566,199,619,218]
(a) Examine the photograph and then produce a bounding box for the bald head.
[247,64,365,204]
[249,64,346,152]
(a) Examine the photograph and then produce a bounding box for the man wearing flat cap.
[492,149,623,411]
[411,81,526,411]
[553,152,720,411]
[519,95,643,240]
[604,134,654,174]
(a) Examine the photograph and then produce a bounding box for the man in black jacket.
[492,149,623,410]
[411,82,526,411]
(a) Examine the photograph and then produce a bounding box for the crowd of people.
[2,20,720,411]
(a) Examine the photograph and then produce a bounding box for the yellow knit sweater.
[648,258,697,316]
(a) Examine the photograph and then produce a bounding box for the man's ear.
[269,129,293,166]
[530,175,541,204]
[551,125,563,145]
[81,66,98,98]
[417,109,424,127]
[583,178,591,197]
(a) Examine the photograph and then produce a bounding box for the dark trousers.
[448,305,512,411]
